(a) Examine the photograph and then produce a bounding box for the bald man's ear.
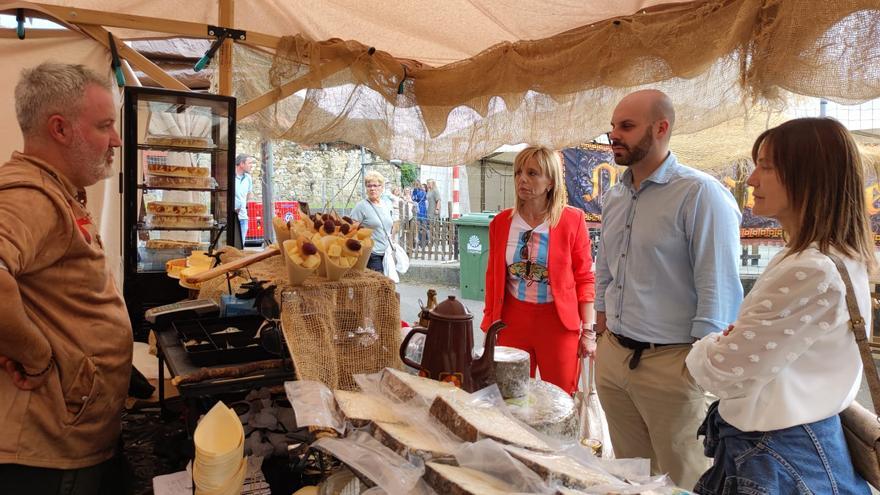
[46,114,73,145]
[655,119,670,140]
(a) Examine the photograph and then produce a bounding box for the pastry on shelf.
[144,134,213,148]
[145,214,214,229]
[144,174,215,189]
[165,258,187,279]
[145,163,210,178]
[145,239,203,250]
[146,201,208,216]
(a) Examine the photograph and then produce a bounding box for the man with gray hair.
[0,62,131,493]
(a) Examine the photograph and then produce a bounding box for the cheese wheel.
[505,379,577,440]
[493,346,530,400]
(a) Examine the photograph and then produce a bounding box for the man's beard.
[69,132,113,186]
[613,128,653,166]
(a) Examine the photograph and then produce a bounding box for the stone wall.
[237,131,402,209]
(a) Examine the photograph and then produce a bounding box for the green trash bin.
[454,212,497,301]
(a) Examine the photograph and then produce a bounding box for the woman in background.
[686,118,874,494]
[350,171,394,273]
[481,146,595,394]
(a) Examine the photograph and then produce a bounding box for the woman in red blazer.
[480,147,595,394]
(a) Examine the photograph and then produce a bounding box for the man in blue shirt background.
[234,154,256,244]
[593,89,743,489]
[411,180,428,247]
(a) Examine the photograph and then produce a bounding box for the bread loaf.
[145,214,214,229]
[502,444,617,490]
[424,462,529,495]
[146,201,208,216]
[144,174,214,189]
[428,394,552,451]
[144,135,212,148]
[146,163,210,177]
[145,239,203,250]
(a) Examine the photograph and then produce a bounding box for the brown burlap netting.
[198,248,402,391]
[229,0,880,166]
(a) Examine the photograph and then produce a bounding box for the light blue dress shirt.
[595,152,743,343]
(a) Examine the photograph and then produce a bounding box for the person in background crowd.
[351,171,394,273]
[686,118,873,494]
[383,185,402,239]
[0,62,132,494]
[234,153,256,243]
[593,89,743,488]
[411,179,428,247]
[426,179,441,220]
[481,146,595,394]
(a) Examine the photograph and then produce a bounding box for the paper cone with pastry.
[353,237,374,272]
[272,217,291,245]
[282,239,321,286]
[320,236,359,281]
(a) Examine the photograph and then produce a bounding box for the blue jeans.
[367,253,384,273]
[239,218,249,243]
[695,401,869,494]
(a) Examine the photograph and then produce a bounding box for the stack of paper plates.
[193,401,246,495]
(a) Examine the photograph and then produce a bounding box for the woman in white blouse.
[686,118,875,494]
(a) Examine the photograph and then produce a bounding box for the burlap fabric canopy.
[232,0,880,166]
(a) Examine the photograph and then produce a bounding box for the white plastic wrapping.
[312,431,433,494]
[452,439,551,493]
[284,380,344,433]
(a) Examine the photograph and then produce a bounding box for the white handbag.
[368,202,409,281]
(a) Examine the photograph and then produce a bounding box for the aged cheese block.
[506,379,577,441]
[145,163,211,177]
[429,394,551,452]
[494,346,530,399]
[333,390,403,427]
[424,462,530,495]
[502,444,617,490]
[380,367,458,403]
[146,201,208,216]
[372,421,455,460]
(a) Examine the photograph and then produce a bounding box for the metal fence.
[397,201,459,261]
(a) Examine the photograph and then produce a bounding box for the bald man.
[592,90,743,488]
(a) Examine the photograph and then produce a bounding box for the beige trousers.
[595,332,710,490]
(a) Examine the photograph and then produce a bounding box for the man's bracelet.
[20,357,54,377]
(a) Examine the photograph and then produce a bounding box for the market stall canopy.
[2,0,880,166]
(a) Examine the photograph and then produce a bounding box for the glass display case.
[122,86,236,335]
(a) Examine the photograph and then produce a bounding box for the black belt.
[610,332,688,370]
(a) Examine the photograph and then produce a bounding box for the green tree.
[400,162,419,187]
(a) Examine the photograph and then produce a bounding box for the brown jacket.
[0,152,132,469]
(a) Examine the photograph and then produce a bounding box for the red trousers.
[497,295,580,394]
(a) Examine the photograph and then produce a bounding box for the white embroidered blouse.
[686,246,872,432]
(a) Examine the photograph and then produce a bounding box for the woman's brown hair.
[751,118,876,271]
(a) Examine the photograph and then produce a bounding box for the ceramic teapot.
[400,295,505,392]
